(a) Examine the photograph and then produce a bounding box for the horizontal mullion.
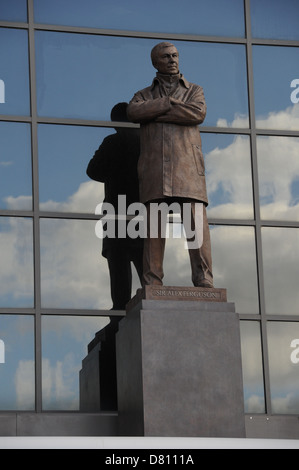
[0,115,32,123]
[33,23,247,44]
[0,21,28,29]
[40,308,124,316]
[0,308,35,314]
[251,38,299,47]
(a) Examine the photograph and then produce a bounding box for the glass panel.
[0,122,32,210]
[251,0,299,41]
[262,227,299,315]
[40,218,142,309]
[38,124,109,213]
[253,46,299,131]
[267,321,299,414]
[210,225,259,314]
[0,28,30,116]
[240,321,265,413]
[0,0,27,22]
[0,315,34,411]
[163,224,259,313]
[257,136,299,221]
[35,32,249,127]
[203,134,253,219]
[34,0,245,37]
[0,217,34,307]
[42,315,110,410]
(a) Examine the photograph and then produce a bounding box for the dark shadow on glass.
[83,102,143,410]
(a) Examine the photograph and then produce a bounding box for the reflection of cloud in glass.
[39,181,103,213]
[162,225,259,314]
[0,218,34,307]
[40,218,112,309]
[210,226,259,314]
[217,104,299,131]
[42,316,109,410]
[0,315,34,410]
[42,357,79,410]
[257,134,299,221]
[15,360,35,410]
[267,322,299,414]
[256,104,299,131]
[262,227,299,315]
[240,321,265,413]
[205,135,253,219]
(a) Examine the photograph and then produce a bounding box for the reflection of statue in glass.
[86,102,143,315]
[127,42,213,288]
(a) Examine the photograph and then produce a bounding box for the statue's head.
[151,42,179,75]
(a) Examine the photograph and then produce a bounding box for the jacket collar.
[151,73,190,90]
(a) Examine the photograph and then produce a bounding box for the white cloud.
[205,133,254,219]
[39,180,103,213]
[42,357,78,410]
[0,217,34,305]
[217,104,299,131]
[256,104,299,131]
[246,395,265,414]
[15,360,35,410]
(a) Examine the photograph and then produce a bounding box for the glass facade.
[0,0,299,426]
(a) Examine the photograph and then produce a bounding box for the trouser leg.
[183,203,213,287]
[130,245,144,286]
[142,203,166,285]
[107,248,132,309]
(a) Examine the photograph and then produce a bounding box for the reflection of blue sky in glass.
[0,218,34,308]
[35,32,248,127]
[253,46,299,130]
[34,0,245,37]
[0,0,28,22]
[0,28,30,116]
[0,315,34,410]
[0,122,32,210]
[38,124,109,212]
[267,322,299,414]
[42,315,109,410]
[240,321,265,413]
[251,0,299,40]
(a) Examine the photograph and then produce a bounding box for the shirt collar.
[151,73,190,90]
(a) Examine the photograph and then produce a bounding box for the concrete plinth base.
[116,289,245,438]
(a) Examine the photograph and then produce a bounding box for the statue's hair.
[151,42,178,66]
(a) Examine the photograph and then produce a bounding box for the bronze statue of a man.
[127,42,213,288]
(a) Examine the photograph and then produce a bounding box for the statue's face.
[154,46,179,75]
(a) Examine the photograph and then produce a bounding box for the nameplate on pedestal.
[128,285,227,309]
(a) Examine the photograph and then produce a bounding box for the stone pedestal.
[80,323,118,412]
[116,286,245,437]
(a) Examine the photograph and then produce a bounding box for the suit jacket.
[127,73,208,205]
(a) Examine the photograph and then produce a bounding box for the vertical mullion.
[244,0,272,415]
[28,0,42,413]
